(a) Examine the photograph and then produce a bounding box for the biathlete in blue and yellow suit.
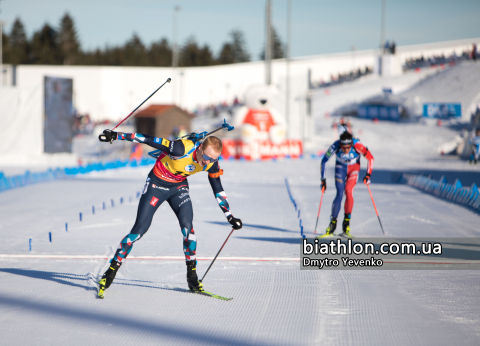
[98,130,243,293]
[319,131,374,236]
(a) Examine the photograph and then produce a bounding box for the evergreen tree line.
[1,13,285,67]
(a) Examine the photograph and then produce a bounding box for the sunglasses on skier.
[202,153,218,163]
[198,145,219,163]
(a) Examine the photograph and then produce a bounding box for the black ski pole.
[99,78,171,142]
[111,78,171,130]
[200,228,235,282]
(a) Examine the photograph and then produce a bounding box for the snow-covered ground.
[400,61,480,119]
[2,117,480,345]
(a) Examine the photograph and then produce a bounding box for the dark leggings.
[113,174,196,263]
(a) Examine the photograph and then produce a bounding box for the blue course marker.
[92,205,95,214]
[49,232,52,242]
[79,212,82,221]
[29,238,32,251]
[65,223,68,232]
[120,197,123,204]
[103,202,106,210]
[111,199,114,207]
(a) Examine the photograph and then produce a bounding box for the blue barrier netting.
[399,173,480,212]
[0,158,156,193]
[285,178,305,238]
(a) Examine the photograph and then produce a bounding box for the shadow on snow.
[0,293,272,346]
[207,221,298,233]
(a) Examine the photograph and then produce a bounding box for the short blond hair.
[203,136,223,153]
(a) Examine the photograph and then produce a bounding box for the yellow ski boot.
[98,260,122,299]
[187,260,204,292]
[318,218,337,238]
[342,214,352,238]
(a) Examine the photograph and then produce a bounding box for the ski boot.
[318,217,337,238]
[326,217,337,235]
[98,260,122,298]
[342,214,352,237]
[186,260,204,292]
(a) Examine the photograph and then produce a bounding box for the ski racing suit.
[470,134,480,162]
[111,133,233,264]
[321,138,374,219]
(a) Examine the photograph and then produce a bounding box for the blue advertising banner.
[357,105,400,121]
[423,103,461,119]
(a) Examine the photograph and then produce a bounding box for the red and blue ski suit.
[321,138,374,219]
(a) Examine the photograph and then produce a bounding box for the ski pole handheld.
[200,228,235,283]
[367,184,385,235]
[314,186,325,233]
[98,133,109,142]
[98,130,116,144]
[109,78,171,131]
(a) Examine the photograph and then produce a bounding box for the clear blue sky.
[1,0,479,59]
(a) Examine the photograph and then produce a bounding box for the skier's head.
[339,131,353,154]
[197,136,223,167]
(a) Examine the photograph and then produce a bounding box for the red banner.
[222,139,303,160]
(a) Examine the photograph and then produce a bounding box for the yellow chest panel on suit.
[154,139,214,179]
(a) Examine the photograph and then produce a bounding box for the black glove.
[99,130,117,142]
[320,178,327,191]
[227,215,243,230]
[363,173,371,185]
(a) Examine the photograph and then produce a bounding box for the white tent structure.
[0,85,78,166]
